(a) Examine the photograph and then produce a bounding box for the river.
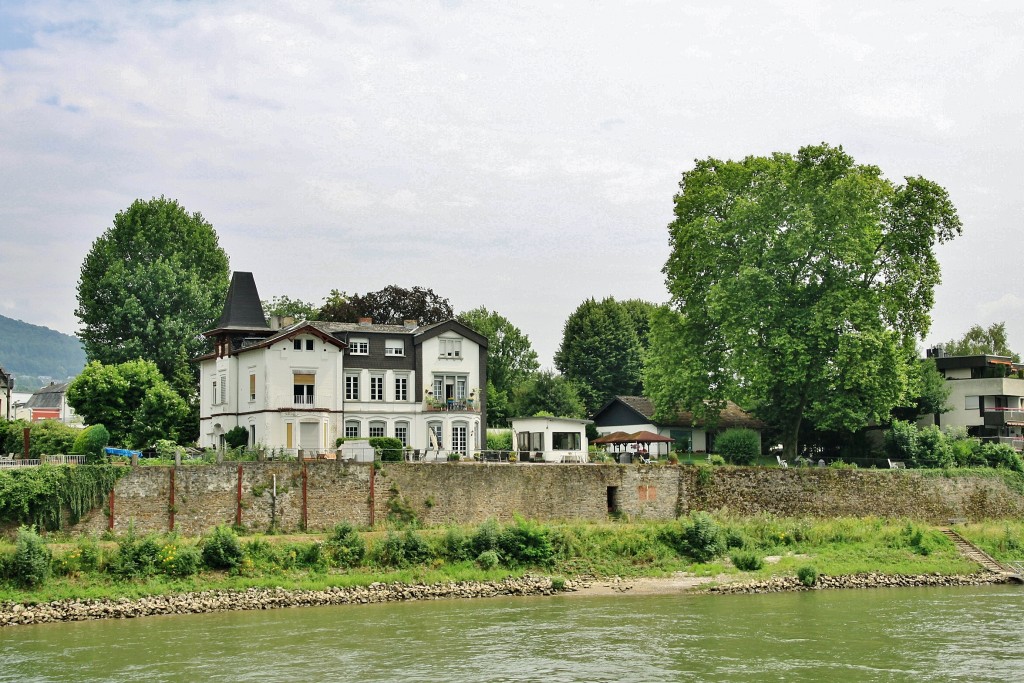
[1,585,1022,682]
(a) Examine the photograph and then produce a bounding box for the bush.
[796,565,818,587]
[326,523,366,567]
[682,512,725,563]
[915,426,954,469]
[439,526,470,562]
[370,437,405,462]
[160,542,202,577]
[982,442,1024,472]
[109,529,162,578]
[26,420,80,458]
[707,454,726,466]
[224,426,249,450]
[374,529,431,567]
[76,535,102,571]
[476,549,500,570]
[730,550,763,571]
[486,431,513,451]
[202,525,244,569]
[72,424,110,464]
[13,525,51,588]
[714,429,760,465]
[498,517,554,567]
[469,518,502,558]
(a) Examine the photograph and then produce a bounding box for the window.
[306,339,314,351]
[433,374,468,403]
[439,338,462,358]
[219,374,227,404]
[452,423,467,454]
[965,395,980,411]
[521,432,543,451]
[293,339,302,351]
[249,424,256,447]
[345,374,360,401]
[345,420,360,438]
[395,421,409,446]
[369,421,386,438]
[294,373,315,405]
[370,375,384,401]
[350,338,369,355]
[428,422,443,449]
[395,376,408,402]
[552,432,581,450]
[212,379,218,405]
[249,373,256,402]
[385,339,405,356]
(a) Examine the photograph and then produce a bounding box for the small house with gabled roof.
[196,272,488,456]
[592,395,764,453]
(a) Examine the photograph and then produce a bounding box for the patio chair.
[776,455,788,469]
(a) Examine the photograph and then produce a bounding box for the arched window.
[369,421,386,438]
[345,420,360,439]
[394,421,410,446]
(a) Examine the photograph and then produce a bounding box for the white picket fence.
[0,454,87,468]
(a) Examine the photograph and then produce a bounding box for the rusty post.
[108,488,115,531]
[369,462,375,527]
[301,464,308,530]
[169,468,176,532]
[236,464,243,527]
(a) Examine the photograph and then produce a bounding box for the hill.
[0,314,86,390]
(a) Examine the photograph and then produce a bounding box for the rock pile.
[705,572,1007,594]
[0,575,575,627]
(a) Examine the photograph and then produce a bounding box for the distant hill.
[0,314,86,390]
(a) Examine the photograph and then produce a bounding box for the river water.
[1,585,1022,682]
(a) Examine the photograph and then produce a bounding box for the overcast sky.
[1,1,1022,367]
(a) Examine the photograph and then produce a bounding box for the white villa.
[196,272,488,456]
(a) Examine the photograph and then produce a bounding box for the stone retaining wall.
[68,463,1024,535]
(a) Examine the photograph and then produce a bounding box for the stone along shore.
[704,572,1009,594]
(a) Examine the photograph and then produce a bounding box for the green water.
[2,585,1022,682]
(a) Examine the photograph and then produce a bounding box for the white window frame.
[350,338,369,355]
[369,421,386,438]
[395,376,408,402]
[370,375,384,401]
[428,421,443,449]
[394,421,409,446]
[345,374,360,401]
[345,420,360,438]
[452,422,468,454]
[438,338,462,358]
[385,339,405,356]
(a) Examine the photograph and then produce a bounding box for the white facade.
[511,417,591,463]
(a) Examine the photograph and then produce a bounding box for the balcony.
[424,399,480,413]
[982,408,1024,427]
[981,436,1024,451]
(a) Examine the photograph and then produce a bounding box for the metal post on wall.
[236,465,243,527]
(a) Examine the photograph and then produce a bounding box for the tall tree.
[262,295,320,321]
[76,197,230,400]
[66,359,191,447]
[458,306,540,426]
[510,370,586,419]
[646,143,962,458]
[555,297,643,414]
[943,322,1019,361]
[319,285,452,325]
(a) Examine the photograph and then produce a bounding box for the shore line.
[1,571,1014,627]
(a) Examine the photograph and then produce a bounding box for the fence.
[0,454,86,468]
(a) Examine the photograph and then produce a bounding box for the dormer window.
[350,338,369,355]
[385,339,405,356]
[439,338,462,358]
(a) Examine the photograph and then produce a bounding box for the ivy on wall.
[0,465,127,530]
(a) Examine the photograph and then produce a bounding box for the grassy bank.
[3,515,1021,606]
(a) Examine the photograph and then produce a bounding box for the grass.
[0,516,1008,605]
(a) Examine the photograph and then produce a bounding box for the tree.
[510,371,586,419]
[554,298,644,414]
[647,143,962,458]
[319,285,452,325]
[943,322,1019,361]
[458,307,540,426]
[76,197,230,401]
[892,358,951,422]
[66,359,190,447]
[262,295,320,321]
[619,299,659,349]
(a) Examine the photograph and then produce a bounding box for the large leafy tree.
[66,359,191,447]
[646,143,962,458]
[554,297,644,414]
[319,285,452,325]
[943,322,1019,361]
[510,371,586,419]
[262,295,320,321]
[76,197,230,400]
[458,306,540,426]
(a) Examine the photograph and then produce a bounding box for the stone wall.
[69,463,1024,535]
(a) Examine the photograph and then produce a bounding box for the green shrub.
[725,528,746,549]
[551,576,566,591]
[730,550,764,571]
[915,426,954,469]
[76,535,101,571]
[224,426,249,450]
[982,443,1024,472]
[486,431,513,451]
[326,523,366,567]
[949,436,985,467]
[160,542,202,577]
[469,518,503,557]
[498,517,554,567]
[476,549,500,570]
[202,525,244,569]
[714,429,760,465]
[370,437,405,462]
[109,529,162,578]
[439,526,470,562]
[26,420,79,458]
[72,424,110,464]
[707,454,726,466]
[373,529,431,567]
[682,512,725,563]
[796,565,818,586]
[13,525,51,588]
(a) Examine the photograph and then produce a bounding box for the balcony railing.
[424,399,480,413]
[983,408,1024,427]
[294,394,315,406]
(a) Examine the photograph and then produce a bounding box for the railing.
[293,394,315,406]
[424,400,480,412]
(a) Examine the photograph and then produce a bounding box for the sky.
[1,1,1022,367]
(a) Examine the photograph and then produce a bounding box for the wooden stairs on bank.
[940,528,1023,581]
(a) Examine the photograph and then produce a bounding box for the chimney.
[403,319,418,330]
[269,315,281,330]
[359,317,372,327]
[281,315,295,327]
